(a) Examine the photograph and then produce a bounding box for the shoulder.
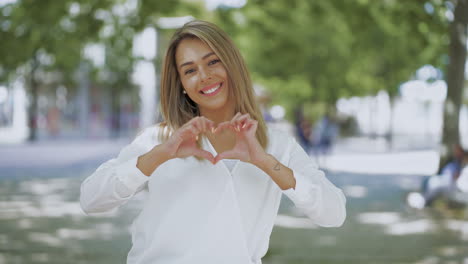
[133,123,164,146]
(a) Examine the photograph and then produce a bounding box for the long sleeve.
[282,137,346,227]
[80,127,156,214]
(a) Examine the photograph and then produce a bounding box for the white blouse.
[80,125,346,264]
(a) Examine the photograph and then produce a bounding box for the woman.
[80,20,346,264]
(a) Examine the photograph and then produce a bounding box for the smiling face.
[175,37,234,119]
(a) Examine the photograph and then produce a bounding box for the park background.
[1,0,468,263]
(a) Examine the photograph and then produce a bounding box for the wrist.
[154,142,174,161]
[254,153,276,172]
[137,144,171,176]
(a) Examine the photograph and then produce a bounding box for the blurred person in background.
[294,107,313,153]
[46,105,60,137]
[311,112,338,166]
[412,144,467,207]
[455,153,468,193]
[80,20,346,264]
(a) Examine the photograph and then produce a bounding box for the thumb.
[193,149,215,163]
[214,150,238,164]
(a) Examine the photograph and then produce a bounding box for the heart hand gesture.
[162,116,216,163]
[213,112,267,165]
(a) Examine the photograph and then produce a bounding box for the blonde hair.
[158,20,268,154]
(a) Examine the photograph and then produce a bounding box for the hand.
[213,112,267,165]
[162,116,216,163]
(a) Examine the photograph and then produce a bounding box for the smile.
[200,82,223,96]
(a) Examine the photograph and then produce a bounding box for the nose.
[199,66,211,82]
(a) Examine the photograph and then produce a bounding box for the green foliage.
[0,0,204,90]
[0,0,458,128]
[0,0,206,140]
[215,0,450,114]
[254,74,312,120]
[1,0,114,85]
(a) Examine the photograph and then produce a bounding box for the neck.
[200,106,236,125]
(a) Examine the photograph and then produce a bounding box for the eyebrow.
[179,52,216,69]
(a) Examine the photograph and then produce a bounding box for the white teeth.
[202,84,221,94]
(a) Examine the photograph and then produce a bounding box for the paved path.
[0,128,440,176]
[0,139,128,169]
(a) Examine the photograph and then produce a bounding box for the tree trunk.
[386,95,396,151]
[27,57,39,142]
[440,0,468,171]
[78,62,90,138]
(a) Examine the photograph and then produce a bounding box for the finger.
[186,116,199,127]
[231,113,249,131]
[176,121,199,140]
[231,112,242,121]
[193,116,207,134]
[246,120,258,133]
[195,119,207,133]
[193,149,215,163]
[194,116,208,134]
[214,121,232,133]
[201,116,215,134]
[192,122,202,134]
[186,125,199,139]
[192,116,211,134]
[236,114,251,130]
[247,119,258,128]
[230,112,242,127]
[201,117,208,133]
[191,118,203,132]
[244,122,254,130]
[230,112,242,123]
[179,125,194,138]
[210,124,216,134]
[206,118,216,133]
[214,150,239,164]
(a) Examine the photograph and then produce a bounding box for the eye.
[208,59,221,66]
[184,68,195,75]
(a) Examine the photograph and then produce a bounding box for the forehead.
[175,38,215,65]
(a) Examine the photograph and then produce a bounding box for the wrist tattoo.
[273,162,281,171]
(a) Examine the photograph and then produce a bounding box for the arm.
[80,128,162,214]
[213,113,346,227]
[258,138,346,227]
[80,117,216,215]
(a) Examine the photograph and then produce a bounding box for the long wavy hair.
[158,20,268,155]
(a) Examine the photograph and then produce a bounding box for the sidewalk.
[0,139,128,170]
[321,136,440,176]
[0,131,440,176]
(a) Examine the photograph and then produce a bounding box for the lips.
[200,82,222,96]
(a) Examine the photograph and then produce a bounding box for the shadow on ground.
[0,167,467,264]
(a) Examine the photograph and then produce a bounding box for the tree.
[440,0,468,167]
[214,0,447,122]
[0,0,203,140]
[0,0,114,141]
